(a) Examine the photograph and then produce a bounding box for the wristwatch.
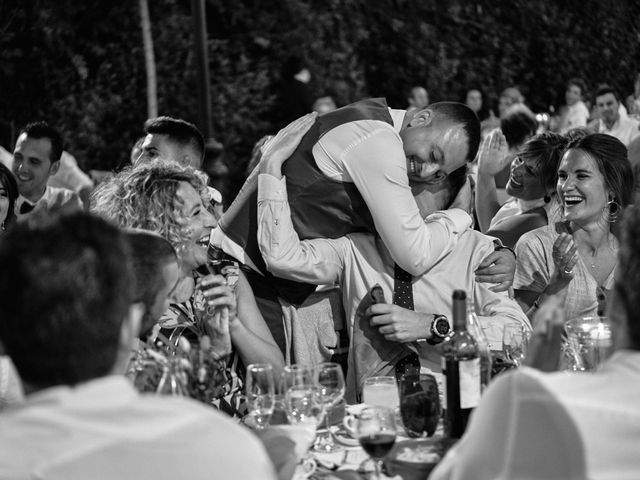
[426,314,450,345]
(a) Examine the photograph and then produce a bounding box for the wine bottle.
[442,290,480,439]
[466,296,492,391]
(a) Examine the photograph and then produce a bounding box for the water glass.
[398,373,440,437]
[280,364,315,393]
[564,316,612,372]
[362,376,399,409]
[284,385,324,427]
[502,323,531,367]
[246,363,276,430]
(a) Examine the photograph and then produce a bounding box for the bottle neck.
[452,297,467,331]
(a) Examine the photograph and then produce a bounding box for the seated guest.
[514,134,633,322]
[136,116,205,169]
[593,85,640,146]
[0,162,18,234]
[125,230,180,336]
[11,122,82,219]
[91,162,284,408]
[477,130,567,248]
[0,212,276,479]
[431,204,640,480]
[257,137,529,400]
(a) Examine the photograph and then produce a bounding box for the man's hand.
[475,249,516,292]
[366,303,430,343]
[259,112,318,178]
[476,128,510,177]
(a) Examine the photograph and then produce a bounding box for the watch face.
[433,317,450,336]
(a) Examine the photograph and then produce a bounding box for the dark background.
[1,0,639,200]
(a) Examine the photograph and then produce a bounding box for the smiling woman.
[513,134,634,323]
[90,161,284,412]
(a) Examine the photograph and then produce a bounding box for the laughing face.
[505,154,547,201]
[400,113,469,184]
[557,149,609,225]
[174,181,217,272]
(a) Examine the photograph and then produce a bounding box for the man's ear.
[422,169,448,185]
[49,160,60,176]
[119,302,144,350]
[408,109,433,127]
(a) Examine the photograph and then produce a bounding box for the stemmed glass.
[398,373,440,437]
[502,323,531,367]
[313,362,345,453]
[245,363,276,430]
[356,406,397,480]
[280,364,315,393]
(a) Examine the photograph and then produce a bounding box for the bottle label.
[459,358,480,408]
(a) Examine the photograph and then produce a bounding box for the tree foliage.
[1,0,639,199]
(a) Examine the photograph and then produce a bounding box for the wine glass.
[285,385,324,427]
[313,362,345,453]
[398,373,440,437]
[356,406,397,480]
[502,323,531,367]
[280,364,315,393]
[245,363,276,430]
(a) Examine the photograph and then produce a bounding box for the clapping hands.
[477,129,511,177]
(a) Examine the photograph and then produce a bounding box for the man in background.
[11,121,82,219]
[593,85,640,146]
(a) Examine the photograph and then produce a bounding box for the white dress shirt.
[598,115,640,146]
[430,350,640,480]
[0,376,277,480]
[257,174,529,377]
[213,108,471,276]
[15,185,82,220]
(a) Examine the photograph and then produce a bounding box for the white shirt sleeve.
[316,120,471,276]
[257,174,346,285]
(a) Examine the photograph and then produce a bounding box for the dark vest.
[219,98,394,304]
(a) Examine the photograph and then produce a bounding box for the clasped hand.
[366,303,430,343]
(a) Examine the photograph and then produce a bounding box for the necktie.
[19,201,35,214]
[392,263,420,377]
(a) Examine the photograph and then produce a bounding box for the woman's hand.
[548,233,578,293]
[477,129,510,177]
[475,249,516,292]
[259,112,318,178]
[197,274,237,357]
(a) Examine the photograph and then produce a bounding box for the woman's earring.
[1,222,4,231]
[605,199,621,223]
[543,194,551,203]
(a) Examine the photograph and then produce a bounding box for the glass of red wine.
[398,372,441,437]
[356,405,397,480]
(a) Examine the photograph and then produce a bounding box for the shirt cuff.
[425,208,472,233]
[258,174,288,202]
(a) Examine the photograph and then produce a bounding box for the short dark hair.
[144,116,205,162]
[566,133,633,210]
[126,230,177,334]
[0,212,134,389]
[595,85,620,103]
[520,132,568,194]
[428,102,481,162]
[19,121,64,163]
[0,163,18,228]
[501,106,538,149]
[616,205,640,349]
[566,77,587,97]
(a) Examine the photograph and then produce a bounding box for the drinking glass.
[245,363,276,430]
[313,362,345,453]
[362,376,399,409]
[280,364,315,393]
[356,406,397,480]
[284,385,324,428]
[502,323,531,367]
[398,373,440,437]
[563,316,612,372]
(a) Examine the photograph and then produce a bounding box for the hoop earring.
[0,221,4,231]
[605,199,621,223]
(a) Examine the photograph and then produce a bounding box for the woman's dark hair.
[500,106,537,149]
[566,133,634,209]
[519,132,569,194]
[615,205,640,349]
[0,162,18,228]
